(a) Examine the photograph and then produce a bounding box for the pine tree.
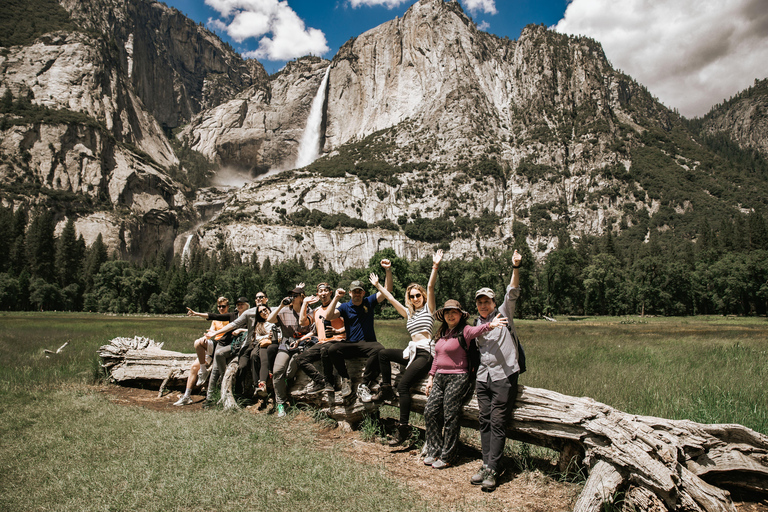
[26,209,56,282]
[83,233,108,293]
[55,218,82,287]
[10,207,28,275]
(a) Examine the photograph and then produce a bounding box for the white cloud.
[555,0,768,117]
[205,0,329,61]
[462,0,496,16]
[348,0,409,7]
[477,20,490,31]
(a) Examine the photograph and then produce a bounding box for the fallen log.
[99,336,768,511]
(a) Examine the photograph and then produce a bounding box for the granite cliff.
[2,0,767,268]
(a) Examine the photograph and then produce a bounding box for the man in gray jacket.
[471,249,523,492]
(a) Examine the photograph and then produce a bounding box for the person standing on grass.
[368,250,443,446]
[295,282,346,396]
[470,249,523,492]
[423,300,507,470]
[323,259,393,400]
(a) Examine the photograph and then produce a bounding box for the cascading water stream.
[295,66,330,169]
[181,234,194,265]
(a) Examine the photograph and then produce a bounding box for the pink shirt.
[429,323,491,375]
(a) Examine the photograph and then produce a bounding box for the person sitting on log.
[323,259,393,400]
[423,299,507,469]
[176,297,233,405]
[265,284,316,418]
[470,249,524,492]
[367,250,442,446]
[186,297,249,407]
[254,291,268,306]
[239,303,280,400]
[294,282,346,396]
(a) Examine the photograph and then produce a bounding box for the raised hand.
[303,295,319,305]
[336,288,347,298]
[369,272,380,288]
[380,259,391,269]
[489,313,509,330]
[433,249,443,266]
[512,249,522,267]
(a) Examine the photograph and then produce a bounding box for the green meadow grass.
[1,312,767,511]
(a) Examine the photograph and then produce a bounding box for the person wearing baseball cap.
[470,249,524,491]
[322,259,394,399]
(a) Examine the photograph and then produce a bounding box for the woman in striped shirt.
[368,250,442,446]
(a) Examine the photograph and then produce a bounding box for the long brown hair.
[254,305,271,336]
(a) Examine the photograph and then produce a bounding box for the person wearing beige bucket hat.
[422,298,508,469]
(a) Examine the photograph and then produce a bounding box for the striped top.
[407,306,434,338]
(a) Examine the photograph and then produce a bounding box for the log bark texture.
[99,337,768,512]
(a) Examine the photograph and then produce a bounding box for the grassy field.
[1,313,767,511]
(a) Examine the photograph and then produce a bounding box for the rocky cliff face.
[699,78,768,158]
[2,0,765,269]
[0,0,267,259]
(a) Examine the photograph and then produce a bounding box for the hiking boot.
[195,365,209,386]
[432,459,450,469]
[340,378,352,398]
[481,469,498,492]
[173,395,192,406]
[277,404,286,418]
[470,464,489,485]
[372,384,394,402]
[304,380,325,395]
[323,380,335,393]
[357,383,373,403]
[388,423,410,447]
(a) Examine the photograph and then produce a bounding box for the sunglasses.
[217,305,228,309]
[409,293,422,299]
[255,295,265,299]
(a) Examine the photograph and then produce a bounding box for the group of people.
[179,249,524,492]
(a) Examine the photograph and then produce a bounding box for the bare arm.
[427,249,442,313]
[323,289,345,321]
[186,307,209,319]
[300,295,317,326]
[369,273,408,319]
[376,259,393,303]
[510,249,521,288]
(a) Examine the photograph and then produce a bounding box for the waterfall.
[295,66,330,169]
[182,234,194,265]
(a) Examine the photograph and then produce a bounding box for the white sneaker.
[196,366,209,386]
[173,395,192,406]
[358,383,372,403]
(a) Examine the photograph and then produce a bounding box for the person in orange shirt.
[176,297,248,405]
[296,282,346,395]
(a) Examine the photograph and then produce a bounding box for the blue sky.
[160,0,768,117]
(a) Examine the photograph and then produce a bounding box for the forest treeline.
[1,205,767,317]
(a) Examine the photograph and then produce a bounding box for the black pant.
[296,342,331,384]
[378,348,432,424]
[325,341,383,382]
[239,343,278,387]
[476,372,519,472]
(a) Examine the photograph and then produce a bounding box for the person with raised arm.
[323,259,393,400]
[294,282,346,396]
[264,284,315,417]
[470,249,524,492]
[368,250,443,446]
[423,300,507,470]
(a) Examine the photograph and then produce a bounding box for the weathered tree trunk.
[99,337,768,511]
